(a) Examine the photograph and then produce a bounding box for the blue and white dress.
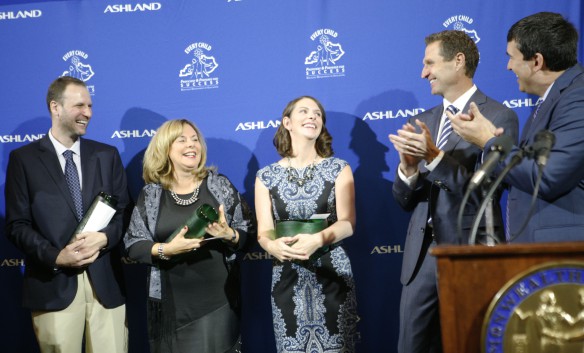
[257,157,359,353]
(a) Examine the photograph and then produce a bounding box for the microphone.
[468,134,514,191]
[531,130,555,167]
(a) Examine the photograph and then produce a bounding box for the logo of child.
[442,15,480,43]
[61,50,95,95]
[179,43,219,91]
[305,29,346,80]
[61,50,95,82]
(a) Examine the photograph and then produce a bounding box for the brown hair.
[46,76,87,112]
[273,96,333,158]
[425,30,479,78]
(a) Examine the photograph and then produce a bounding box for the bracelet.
[158,243,170,260]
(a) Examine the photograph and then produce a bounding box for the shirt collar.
[443,84,478,113]
[540,82,554,103]
[48,129,81,156]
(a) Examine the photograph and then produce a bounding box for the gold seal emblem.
[482,261,584,353]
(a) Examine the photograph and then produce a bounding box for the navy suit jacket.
[393,89,519,285]
[486,64,584,243]
[5,135,129,311]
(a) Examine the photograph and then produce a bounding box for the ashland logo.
[0,9,42,20]
[104,3,162,13]
[235,120,280,131]
[111,129,157,139]
[371,245,404,254]
[243,252,274,260]
[0,133,45,144]
[1,258,25,267]
[362,108,426,121]
[503,97,541,109]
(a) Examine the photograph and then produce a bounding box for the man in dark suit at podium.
[449,12,584,244]
[5,76,129,353]
[389,30,518,353]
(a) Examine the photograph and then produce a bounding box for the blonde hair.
[143,119,209,189]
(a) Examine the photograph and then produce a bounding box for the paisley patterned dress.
[257,157,359,353]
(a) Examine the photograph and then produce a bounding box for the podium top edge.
[430,241,584,257]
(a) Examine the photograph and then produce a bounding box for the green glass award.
[166,203,219,243]
[275,219,330,262]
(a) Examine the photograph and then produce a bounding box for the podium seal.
[482,261,584,353]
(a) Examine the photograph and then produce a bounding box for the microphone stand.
[457,182,473,244]
[483,186,495,246]
[467,150,525,245]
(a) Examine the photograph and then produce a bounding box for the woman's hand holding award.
[275,214,330,263]
[161,204,219,261]
[166,203,219,243]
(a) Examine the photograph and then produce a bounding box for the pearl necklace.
[170,181,201,206]
[286,157,317,186]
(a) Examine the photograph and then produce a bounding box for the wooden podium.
[431,241,584,353]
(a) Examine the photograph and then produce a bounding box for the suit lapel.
[80,139,98,208]
[442,90,487,152]
[521,98,551,145]
[426,106,443,140]
[521,65,584,145]
[38,136,79,218]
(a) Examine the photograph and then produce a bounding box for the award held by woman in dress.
[70,192,117,243]
[275,216,330,262]
[166,203,219,243]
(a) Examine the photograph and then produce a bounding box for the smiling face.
[50,83,92,147]
[283,97,323,142]
[421,41,460,100]
[169,123,202,174]
[506,40,537,94]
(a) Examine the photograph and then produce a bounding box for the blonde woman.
[125,119,253,353]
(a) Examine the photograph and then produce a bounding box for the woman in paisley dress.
[255,96,359,352]
[124,119,254,353]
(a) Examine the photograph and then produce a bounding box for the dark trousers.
[398,236,443,353]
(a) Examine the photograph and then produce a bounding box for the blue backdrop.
[0,1,582,352]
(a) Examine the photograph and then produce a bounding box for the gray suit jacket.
[393,89,519,285]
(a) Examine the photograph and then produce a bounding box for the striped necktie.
[437,105,458,150]
[532,99,543,120]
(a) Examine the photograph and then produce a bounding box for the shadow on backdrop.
[118,107,167,353]
[206,136,273,352]
[327,110,402,351]
[351,89,422,351]
[0,117,51,353]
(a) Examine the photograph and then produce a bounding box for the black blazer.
[5,135,129,311]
